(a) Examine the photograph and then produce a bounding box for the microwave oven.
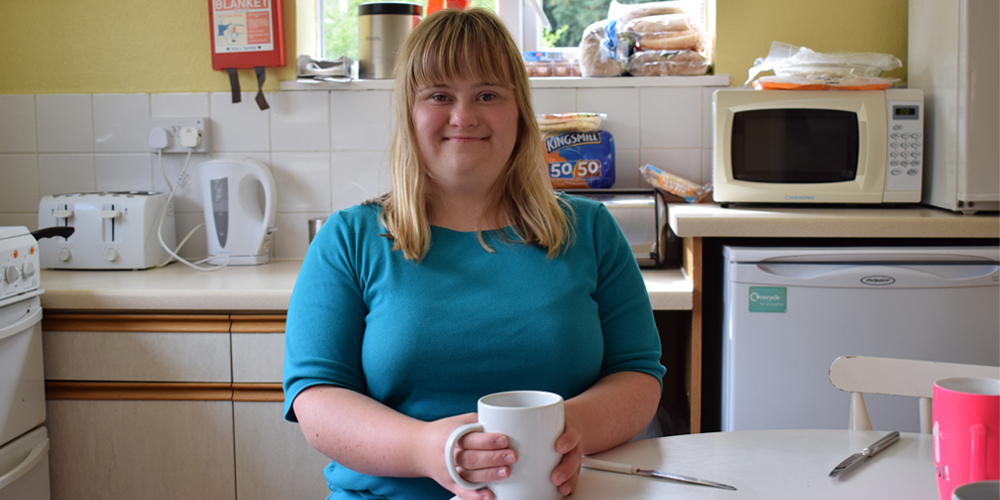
[712,88,924,205]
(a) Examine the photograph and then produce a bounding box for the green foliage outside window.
[541,0,610,48]
[542,0,685,48]
[323,0,497,60]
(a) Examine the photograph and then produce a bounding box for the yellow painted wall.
[0,0,907,93]
[0,0,297,94]
[714,0,909,85]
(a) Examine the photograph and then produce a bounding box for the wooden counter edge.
[683,237,703,434]
[46,382,285,403]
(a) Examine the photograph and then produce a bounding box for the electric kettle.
[198,158,277,266]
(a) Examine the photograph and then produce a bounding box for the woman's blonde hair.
[377,8,571,261]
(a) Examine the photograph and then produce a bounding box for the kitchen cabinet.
[234,401,331,500]
[41,313,331,500]
[42,314,231,382]
[230,315,331,500]
[45,399,236,500]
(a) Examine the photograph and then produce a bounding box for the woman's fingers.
[452,431,515,481]
[458,431,508,450]
[456,447,517,470]
[551,422,584,496]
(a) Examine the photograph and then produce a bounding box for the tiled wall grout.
[1,88,716,259]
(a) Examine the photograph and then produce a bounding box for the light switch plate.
[149,117,210,153]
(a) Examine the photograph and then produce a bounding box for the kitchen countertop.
[38,260,693,312]
[668,203,1000,238]
[40,205,996,313]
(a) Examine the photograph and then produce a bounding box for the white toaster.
[38,191,176,270]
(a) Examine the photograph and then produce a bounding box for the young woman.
[283,8,665,500]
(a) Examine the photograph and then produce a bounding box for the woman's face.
[412,76,519,196]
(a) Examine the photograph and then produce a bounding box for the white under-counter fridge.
[721,245,1000,433]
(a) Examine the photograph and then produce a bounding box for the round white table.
[570,429,937,500]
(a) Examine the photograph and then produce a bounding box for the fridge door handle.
[754,263,999,283]
[0,437,49,490]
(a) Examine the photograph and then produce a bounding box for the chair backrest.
[829,355,1000,433]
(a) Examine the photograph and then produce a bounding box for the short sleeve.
[282,210,370,422]
[589,203,666,386]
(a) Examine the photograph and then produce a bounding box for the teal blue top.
[283,194,665,500]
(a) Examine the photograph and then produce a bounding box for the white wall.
[0,86,718,260]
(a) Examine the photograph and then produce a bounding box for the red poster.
[210,0,284,70]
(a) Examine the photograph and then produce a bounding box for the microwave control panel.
[884,88,924,200]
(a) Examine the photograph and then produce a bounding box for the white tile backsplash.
[94,93,151,153]
[151,93,210,118]
[616,149,642,188]
[273,212,328,260]
[96,154,154,192]
[0,95,37,153]
[3,87,716,258]
[330,150,390,212]
[270,151,331,212]
[210,92,270,152]
[330,91,393,151]
[639,87,703,149]
[173,212,209,261]
[577,87,639,150]
[36,94,94,153]
[270,92,330,152]
[38,154,96,196]
[0,154,40,211]
[532,88,576,115]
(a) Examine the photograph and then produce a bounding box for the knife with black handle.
[829,431,900,478]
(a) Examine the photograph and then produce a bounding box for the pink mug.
[933,377,1000,500]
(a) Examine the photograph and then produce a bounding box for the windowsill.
[280,74,731,91]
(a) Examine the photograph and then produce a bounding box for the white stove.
[0,226,51,499]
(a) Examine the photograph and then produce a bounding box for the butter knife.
[828,431,900,478]
[581,457,737,491]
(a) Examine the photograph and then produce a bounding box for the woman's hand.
[423,413,518,500]
[550,414,584,497]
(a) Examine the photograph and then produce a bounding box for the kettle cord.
[153,149,232,271]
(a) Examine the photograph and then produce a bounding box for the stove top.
[0,226,41,304]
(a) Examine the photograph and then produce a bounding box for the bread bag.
[579,19,626,77]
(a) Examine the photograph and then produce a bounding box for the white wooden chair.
[829,355,1000,434]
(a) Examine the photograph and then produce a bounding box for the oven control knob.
[104,249,120,262]
[58,248,72,262]
[21,261,36,279]
[4,265,19,283]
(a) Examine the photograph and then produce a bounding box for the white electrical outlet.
[148,118,210,153]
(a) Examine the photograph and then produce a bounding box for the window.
[316,0,497,60]
[502,0,710,55]
[297,0,712,66]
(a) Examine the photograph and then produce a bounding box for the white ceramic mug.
[445,390,565,500]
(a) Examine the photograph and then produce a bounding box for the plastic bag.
[751,75,893,91]
[536,113,607,133]
[745,41,902,86]
[640,164,711,203]
[622,14,702,52]
[628,50,709,76]
[545,131,616,188]
[579,19,627,77]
